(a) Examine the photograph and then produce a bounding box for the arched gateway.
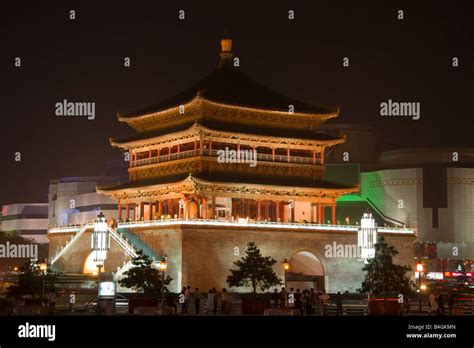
[288,251,326,291]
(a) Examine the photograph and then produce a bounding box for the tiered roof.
[99,38,358,198]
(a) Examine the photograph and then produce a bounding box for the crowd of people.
[166,286,234,314]
[166,287,461,316]
[166,286,344,315]
[428,291,455,316]
[272,287,344,315]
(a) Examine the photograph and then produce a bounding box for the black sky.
[1,1,472,206]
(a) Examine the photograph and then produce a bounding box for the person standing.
[206,289,215,314]
[271,289,279,308]
[288,287,295,309]
[221,288,232,314]
[335,292,343,316]
[279,287,287,308]
[448,292,455,315]
[438,292,445,315]
[320,290,330,316]
[295,289,302,315]
[184,285,191,314]
[212,287,218,314]
[193,288,201,314]
[166,293,177,314]
[180,287,186,314]
[316,291,322,313]
[309,288,316,315]
[429,291,439,315]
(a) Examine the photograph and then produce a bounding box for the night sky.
[1,1,472,206]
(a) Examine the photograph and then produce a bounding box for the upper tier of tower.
[117,38,340,134]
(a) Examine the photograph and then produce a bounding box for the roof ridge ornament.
[219,37,233,68]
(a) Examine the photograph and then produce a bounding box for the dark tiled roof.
[97,172,356,192]
[111,122,194,144]
[198,172,356,190]
[121,66,337,118]
[111,120,342,145]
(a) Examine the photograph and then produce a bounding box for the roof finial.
[219,33,233,68]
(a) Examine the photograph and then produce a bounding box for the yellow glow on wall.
[83,252,105,275]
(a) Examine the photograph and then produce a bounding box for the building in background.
[360,148,474,278]
[321,124,474,280]
[48,176,121,226]
[1,203,49,244]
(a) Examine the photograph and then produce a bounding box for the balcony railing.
[48,218,416,235]
[132,148,320,167]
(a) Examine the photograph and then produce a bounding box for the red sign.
[444,272,473,277]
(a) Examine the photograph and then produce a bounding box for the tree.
[227,242,281,294]
[6,260,58,299]
[359,236,414,299]
[119,250,172,295]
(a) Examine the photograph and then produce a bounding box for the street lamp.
[416,262,424,313]
[159,258,168,307]
[39,261,48,306]
[282,259,290,288]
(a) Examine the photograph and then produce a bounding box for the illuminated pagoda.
[98,38,358,223]
[49,38,415,294]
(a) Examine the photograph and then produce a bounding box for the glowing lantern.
[91,212,110,267]
[358,213,377,263]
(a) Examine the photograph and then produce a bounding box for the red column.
[158,201,163,217]
[265,200,269,220]
[276,201,280,221]
[194,140,197,156]
[313,150,316,164]
[321,205,325,224]
[125,204,130,221]
[211,195,216,219]
[232,200,236,218]
[209,141,213,156]
[148,149,152,164]
[150,202,155,220]
[331,203,336,225]
[168,146,171,161]
[134,153,137,167]
[145,203,150,221]
[321,149,324,164]
[140,202,144,220]
[202,197,207,219]
[272,148,275,161]
[257,200,261,220]
[177,143,180,158]
[290,201,296,222]
[316,203,321,224]
[287,148,290,162]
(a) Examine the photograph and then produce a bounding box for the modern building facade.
[1,203,49,244]
[48,176,121,226]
